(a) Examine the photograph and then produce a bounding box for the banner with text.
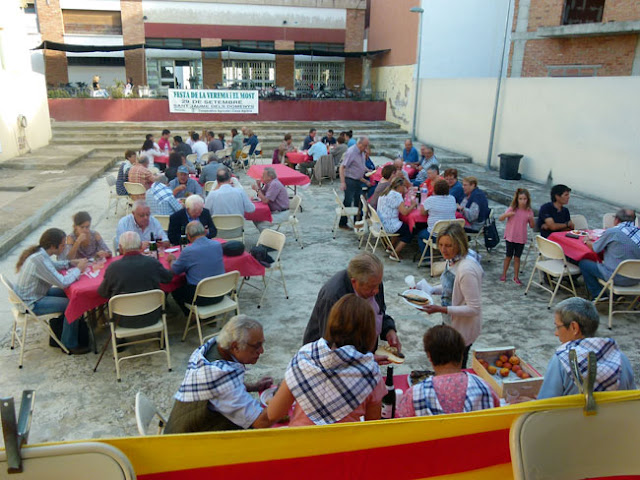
[168,89,259,114]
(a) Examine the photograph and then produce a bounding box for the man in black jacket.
[302,252,402,361]
[167,194,217,245]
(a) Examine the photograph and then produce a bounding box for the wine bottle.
[149,232,158,259]
[380,365,396,419]
[180,226,188,251]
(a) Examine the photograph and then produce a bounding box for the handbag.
[222,240,245,257]
[250,245,275,267]
[483,217,500,251]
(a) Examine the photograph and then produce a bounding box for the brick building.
[31,0,367,94]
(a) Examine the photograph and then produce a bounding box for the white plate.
[259,386,277,407]
[400,289,434,310]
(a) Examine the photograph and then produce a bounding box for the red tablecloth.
[400,210,429,232]
[369,163,417,183]
[244,201,272,223]
[64,241,265,323]
[548,231,602,263]
[285,152,312,165]
[154,155,169,165]
[247,164,311,187]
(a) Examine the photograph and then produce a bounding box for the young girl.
[499,188,535,285]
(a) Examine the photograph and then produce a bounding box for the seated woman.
[457,176,489,232]
[267,294,385,426]
[537,297,635,399]
[278,133,297,165]
[376,177,418,261]
[416,179,457,255]
[14,228,89,354]
[164,152,183,182]
[368,164,395,209]
[63,211,112,260]
[164,315,274,434]
[397,325,499,417]
[141,139,166,169]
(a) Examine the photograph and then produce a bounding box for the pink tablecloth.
[154,155,169,165]
[244,201,272,223]
[548,231,602,263]
[247,164,311,187]
[285,152,312,165]
[369,163,417,183]
[64,241,265,323]
[400,210,429,232]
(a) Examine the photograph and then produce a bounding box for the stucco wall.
[371,65,415,131]
[416,76,640,208]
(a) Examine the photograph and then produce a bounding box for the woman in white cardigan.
[420,222,483,367]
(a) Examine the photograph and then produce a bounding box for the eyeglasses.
[554,323,566,331]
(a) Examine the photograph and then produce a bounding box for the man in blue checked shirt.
[145,175,183,216]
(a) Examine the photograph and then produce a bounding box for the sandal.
[513,278,523,286]
[388,254,401,262]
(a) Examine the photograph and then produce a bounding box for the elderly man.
[302,252,402,362]
[302,128,316,150]
[393,158,411,183]
[205,167,255,216]
[169,166,203,199]
[412,145,439,186]
[537,297,635,399]
[98,231,173,328]
[167,195,217,245]
[537,184,574,238]
[146,175,183,216]
[206,130,223,153]
[299,139,327,176]
[167,221,225,315]
[338,136,371,229]
[443,168,464,204]
[164,315,274,433]
[579,209,640,300]
[251,167,290,231]
[116,200,167,247]
[173,135,192,158]
[199,157,221,186]
[402,139,419,166]
[127,155,156,190]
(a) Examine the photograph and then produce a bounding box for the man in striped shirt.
[146,175,183,216]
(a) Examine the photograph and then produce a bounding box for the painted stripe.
[138,429,510,480]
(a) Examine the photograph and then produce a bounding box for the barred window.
[146,38,202,49]
[222,40,275,50]
[294,62,344,92]
[294,42,345,53]
[222,60,276,89]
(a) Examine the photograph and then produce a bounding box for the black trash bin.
[498,153,523,180]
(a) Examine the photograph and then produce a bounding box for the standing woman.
[63,212,112,260]
[420,223,483,367]
[14,228,89,354]
[376,177,417,261]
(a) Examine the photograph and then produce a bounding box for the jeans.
[340,177,362,226]
[578,259,606,299]
[32,287,78,348]
[417,228,431,254]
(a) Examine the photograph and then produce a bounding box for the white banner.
[168,89,259,114]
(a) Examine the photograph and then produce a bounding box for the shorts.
[505,240,525,258]
[394,222,413,243]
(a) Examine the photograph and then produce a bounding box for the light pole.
[410,6,424,141]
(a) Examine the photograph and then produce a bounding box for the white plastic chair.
[274,195,304,248]
[572,214,589,230]
[216,146,232,162]
[603,212,616,229]
[135,391,166,436]
[332,189,359,238]
[123,182,145,214]
[155,215,170,232]
[524,235,580,308]
[251,143,263,164]
[1,274,69,367]
[200,152,215,164]
[593,260,640,329]
[237,145,251,171]
[204,181,215,194]
[365,204,399,261]
[520,216,539,274]
[182,271,240,345]
[186,153,198,165]
[105,174,127,218]
[107,289,171,382]
[212,214,245,242]
[417,219,466,277]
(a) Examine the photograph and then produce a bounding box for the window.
[562,0,605,25]
[147,59,202,91]
[62,10,122,35]
[222,60,275,88]
[294,42,345,53]
[294,62,344,92]
[546,64,601,77]
[222,40,275,50]
[146,38,201,49]
[67,57,125,66]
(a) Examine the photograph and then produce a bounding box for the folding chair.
[106,290,171,382]
[204,181,215,195]
[520,216,540,274]
[186,153,198,165]
[123,182,145,212]
[135,391,166,436]
[216,146,232,164]
[240,229,288,309]
[332,189,359,238]
[524,235,580,308]
[355,195,370,249]
[105,174,127,218]
[251,143,263,164]
[1,274,69,367]
[365,204,399,261]
[593,259,640,329]
[572,214,588,230]
[155,215,170,232]
[417,219,465,276]
[602,212,616,229]
[312,154,335,186]
[237,145,251,171]
[182,271,240,345]
[212,214,245,242]
[200,152,215,164]
[274,195,304,248]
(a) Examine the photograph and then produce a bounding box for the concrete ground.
[1,152,638,447]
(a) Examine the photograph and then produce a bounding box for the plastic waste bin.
[498,153,523,180]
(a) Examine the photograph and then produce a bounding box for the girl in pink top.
[499,188,535,285]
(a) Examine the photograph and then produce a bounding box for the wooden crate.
[472,346,543,400]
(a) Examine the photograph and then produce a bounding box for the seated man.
[164,315,273,433]
[250,167,290,231]
[173,135,192,157]
[205,167,255,216]
[298,140,327,176]
[412,145,439,186]
[127,155,157,191]
[419,164,444,197]
[98,231,174,328]
[167,221,225,315]
[302,252,402,361]
[302,128,316,150]
[146,175,183,216]
[393,158,411,184]
[537,184,574,238]
[402,138,419,166]
[116,200,167,247]
[579,208,640,299]
[321,129,337,146]
[190,132,208,164]
[537,297,635,399]
[206,130,223,153]
[443,168,464,204]
[199,158,222,186]
[169,166,203,199]
[168,195,217,245]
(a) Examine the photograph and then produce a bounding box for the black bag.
[222,241,245,257]
[250,245,275,267]
[49,315,89,349]
[483,217,500,251]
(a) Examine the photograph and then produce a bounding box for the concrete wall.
[368,0,420,68]
[371,64,415,131]
[416,76,640,208]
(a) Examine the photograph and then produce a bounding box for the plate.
[259,386,277,407]
[400,289,434,310]
[570,230,588,236]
